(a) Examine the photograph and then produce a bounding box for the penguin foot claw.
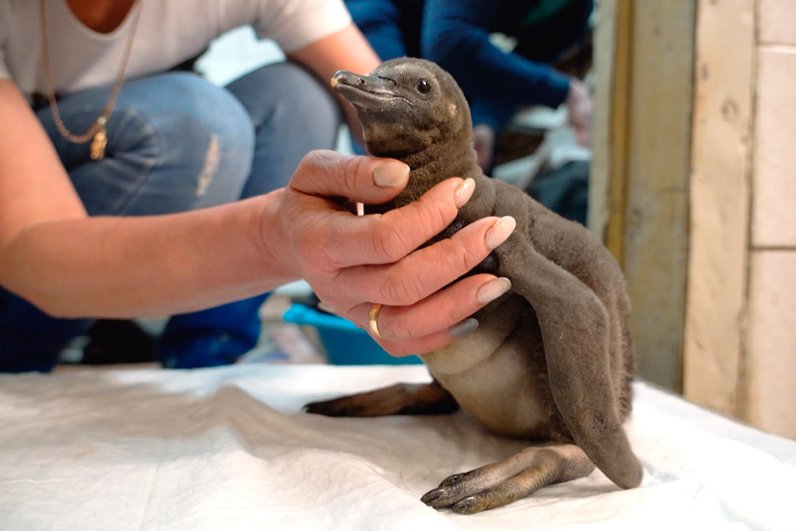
[421,443,596,514]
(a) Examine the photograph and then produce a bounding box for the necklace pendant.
[90,127,108,161]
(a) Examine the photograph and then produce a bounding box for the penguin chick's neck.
[369,133,480,210]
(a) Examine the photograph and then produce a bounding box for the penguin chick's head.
[331,58,471,158]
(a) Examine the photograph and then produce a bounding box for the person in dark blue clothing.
[345,0,593,170]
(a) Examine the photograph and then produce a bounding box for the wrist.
[248,189,302,287]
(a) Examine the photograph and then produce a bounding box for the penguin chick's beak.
[330,70,405,111]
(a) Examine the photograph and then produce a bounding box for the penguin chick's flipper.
[304,380,459,417]
[421,444,594,514]
[494,237,642,489]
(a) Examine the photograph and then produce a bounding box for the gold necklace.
[39,0,143,161]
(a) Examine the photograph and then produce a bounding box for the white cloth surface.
[1,364,795,531]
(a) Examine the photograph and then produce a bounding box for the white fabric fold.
[1,364,794,530]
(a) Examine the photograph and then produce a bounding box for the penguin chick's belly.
[422,330,558,440]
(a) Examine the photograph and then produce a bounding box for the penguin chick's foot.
[421,443,595,514]
[304,381,459,417]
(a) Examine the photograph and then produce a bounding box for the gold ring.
[368,303,383,339]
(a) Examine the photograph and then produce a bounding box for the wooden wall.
[592,0,796,439]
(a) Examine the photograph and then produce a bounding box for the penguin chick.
[306,58,642,514]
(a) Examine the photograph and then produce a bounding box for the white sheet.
[1,364,795,531]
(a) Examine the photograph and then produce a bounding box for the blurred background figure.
[345,0,594,225]
[345,0,594,172]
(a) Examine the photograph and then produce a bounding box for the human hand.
[566,79,593,147]
[275,150,515,357]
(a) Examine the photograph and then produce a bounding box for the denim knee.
[45,72,257,216]
[226,62,340,197]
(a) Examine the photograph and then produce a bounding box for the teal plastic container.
[283,303,422,365]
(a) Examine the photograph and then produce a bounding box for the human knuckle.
[312,275,348,306]
[383,315,414,342]
[460,241,486,271]
[437,238,479,274]
[289,222,311,249]
[294,151,317,176]
[379,274,422,306]
[415,199,453,231]
[295,229,341,271]
[371,222,412,262]
[314,246,344,272]
[296,150,335,179]
[309,149,336,166]
[342,156,366,193]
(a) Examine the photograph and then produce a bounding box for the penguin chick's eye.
[416,79,431,95]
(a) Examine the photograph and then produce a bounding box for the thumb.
[289,149,410,205]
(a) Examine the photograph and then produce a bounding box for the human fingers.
[377,329,457,358]
[347,273,511,345]
[326,215,516,307]
[374,274,510,356]
[291,177,475,271]
[289,149,410,205]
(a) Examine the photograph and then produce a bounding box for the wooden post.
[683,0,754,417]
[591,1,696,391]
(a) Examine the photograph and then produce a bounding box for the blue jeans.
[0,63,340,372]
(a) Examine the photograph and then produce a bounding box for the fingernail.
[454,178,475,208]
[449,318,479,338]
[374,161,410,187]
[484,216,516,249]
[476,277,512,305]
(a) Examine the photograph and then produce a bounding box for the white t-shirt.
[0,0,351,96]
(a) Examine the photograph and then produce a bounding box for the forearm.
[0,192,295,318]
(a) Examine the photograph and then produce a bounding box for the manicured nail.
[449,318,479,338]
[484,216,516,249]
[476,277,512,305]
[454,178,475,208]
[374,161,410,187]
